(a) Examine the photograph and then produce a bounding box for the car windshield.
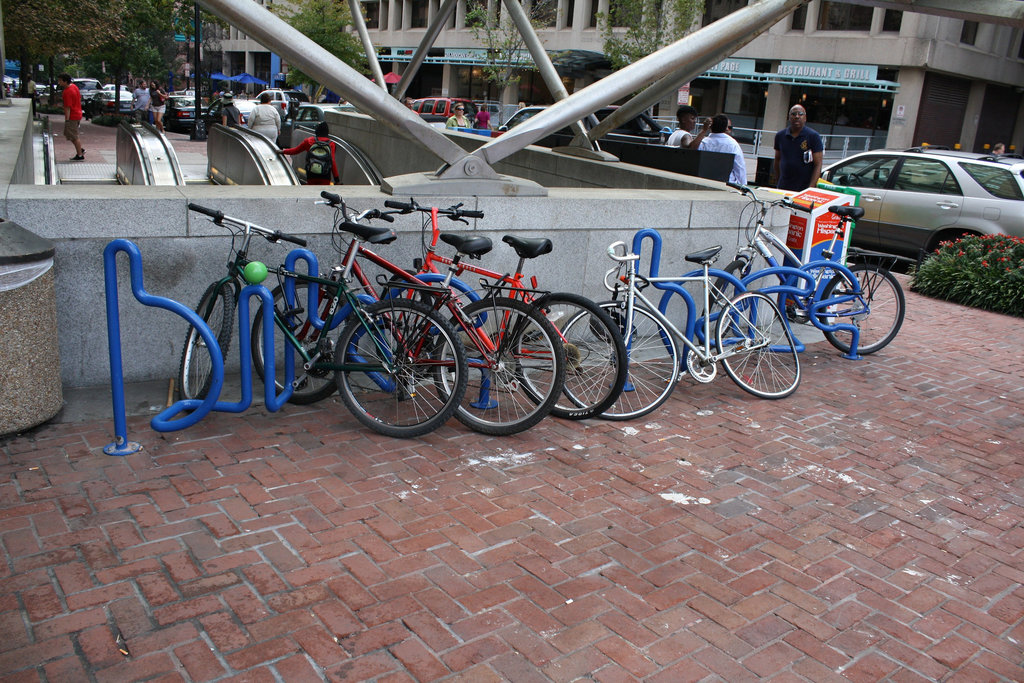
[959,162,1024,200]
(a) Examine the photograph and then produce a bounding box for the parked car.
[498,105,663,146]
[255,88,310,119]
[205,96,257,127]
[278,103,359,148]
[411,97,477,124]
[820,148,1024,258]
[72,78,102,94]
[164,95,203,133]
[83,89,133,118]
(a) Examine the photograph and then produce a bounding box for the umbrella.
[232,73,268,85]
[209,72,230,81]
[383,72,402,84]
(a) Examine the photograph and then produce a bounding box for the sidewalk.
[2,281,1022,681]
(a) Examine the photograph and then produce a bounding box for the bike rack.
[103,239,296,455]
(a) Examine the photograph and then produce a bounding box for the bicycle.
[182,203,469,438]
[383,197,627,421]
[723,182,905,356]
[252,192,567,436]
[600,231,801,420]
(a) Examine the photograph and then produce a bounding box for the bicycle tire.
[252,285,337,405]
[716,291,800,399]
[178,281,235,400]
[335,298,467,438]
[454,296,566,435]
[537,293,628,420]
[598,300,680,420]
[820,263,905,355]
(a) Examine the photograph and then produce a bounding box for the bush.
[911,234,1024,317]
[91,114,124,126]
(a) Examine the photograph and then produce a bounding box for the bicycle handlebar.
[607,241,640,263]
[188,203,307,246]
[384,198,484,220]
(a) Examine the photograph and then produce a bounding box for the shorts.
[63,118,81,142]
[151,105,166,114]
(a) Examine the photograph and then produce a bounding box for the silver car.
[821,148,1024,258]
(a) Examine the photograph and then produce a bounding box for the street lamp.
[190,1,207,140]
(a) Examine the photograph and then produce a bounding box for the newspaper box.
[785,187,856,264]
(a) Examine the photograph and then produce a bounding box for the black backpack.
[305,138,333,180]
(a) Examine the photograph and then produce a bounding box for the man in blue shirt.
[699,114,746,185]
[773,104,823,191]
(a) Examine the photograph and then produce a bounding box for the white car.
[255,88,310,118]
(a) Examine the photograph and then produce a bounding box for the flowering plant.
[911,234,1024,317]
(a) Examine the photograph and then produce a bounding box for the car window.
[892,158,961,195]
[959,162,1024,201]
[433,101,448,115]
[826,156,899,189]
[297,108,314,122]
[507,109,539,129]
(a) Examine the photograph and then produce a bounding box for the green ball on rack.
[243,261,268,284]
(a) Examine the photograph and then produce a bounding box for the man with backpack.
[276,122,339,185]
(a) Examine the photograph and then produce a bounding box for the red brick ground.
[2,282,1022,681]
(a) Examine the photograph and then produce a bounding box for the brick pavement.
[2,282,1023,682]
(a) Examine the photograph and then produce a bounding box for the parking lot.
[2,276,1022,681]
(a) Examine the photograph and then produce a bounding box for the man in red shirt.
[277,122,339,185]
[58,73,85,161]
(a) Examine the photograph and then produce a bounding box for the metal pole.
[192,1,207,140]
[472,0,806,166]
[197,0,470,166]
[393,0,458,101]
[349,0,388,91]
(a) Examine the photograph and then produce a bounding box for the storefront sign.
[777,61,878,85]
[707,58,756,76]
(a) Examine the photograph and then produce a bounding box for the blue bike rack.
[103,239,297,455]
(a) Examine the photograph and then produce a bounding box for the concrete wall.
[1,100,789,389]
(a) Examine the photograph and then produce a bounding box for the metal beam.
[472,0,806,166]
[393,0,459,101]
[840,0,1024,27]
[348,0,388,91]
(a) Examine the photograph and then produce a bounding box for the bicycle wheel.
[455,297,566,435]
[178,281,235,400]
[537,293,627,420]
[335,299,467,438]
[716,291,800,399]
[820,263,905,355]
[252,285,337,405]
[598,300,680,420]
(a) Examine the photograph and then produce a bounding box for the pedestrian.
[404,96,416,110]
[132,80,151,124]
[57,73,85,161]
[475,107,491,130]
[772,104,823,191]
[991,142,1006,155]
[220,92,242,127]
[247,92,282,141]
[26,77,37,116]
[149,81,168,132]
[446,104,470,129]
[666,105,709,149]
[277,122,339,185]
[699,114,747,185]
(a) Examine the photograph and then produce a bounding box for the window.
[892,158,961,195]
[363,1,380,28]
[882,10,901,32]
[817,1,873,31]
[411,0,428,28]
[702,0,747,27]
[791,5,805,31]
[825,155,899,189]
[960,163,1024,200]
[961,21,978,45]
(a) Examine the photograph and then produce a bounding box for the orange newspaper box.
[785,187,855,264]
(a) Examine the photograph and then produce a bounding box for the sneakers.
[71,155,85,161]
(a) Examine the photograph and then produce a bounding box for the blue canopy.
[232,73,268,85]
[209,72,231,81]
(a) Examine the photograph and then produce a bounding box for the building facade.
[218,0,1024,153]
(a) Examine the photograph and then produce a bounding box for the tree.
[466,0,556,99]
[598,0,704,69]
[272,0,366,100]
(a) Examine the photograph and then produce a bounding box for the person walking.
[475,107,491,130]
[220,92,242,127]
[149,81,168,132]
[446,104,470,129]
[772,104,823,191]
[276,122,339,185]
[699,114,747,185]
[26,78,37,116]
[666,105,709,149]
[247,92,282,141]
[132,80,151,123]
[57,73,85,161]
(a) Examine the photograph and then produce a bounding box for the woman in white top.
[247,92,282,142]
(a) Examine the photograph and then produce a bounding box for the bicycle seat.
[441,233,493,257]
[829,205,865,220]
[340,220,396,244]
[685,245,723,265]
[501,235,553,259]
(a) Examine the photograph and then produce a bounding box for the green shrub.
[91,115,124,126]
[911,234,1024,317]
